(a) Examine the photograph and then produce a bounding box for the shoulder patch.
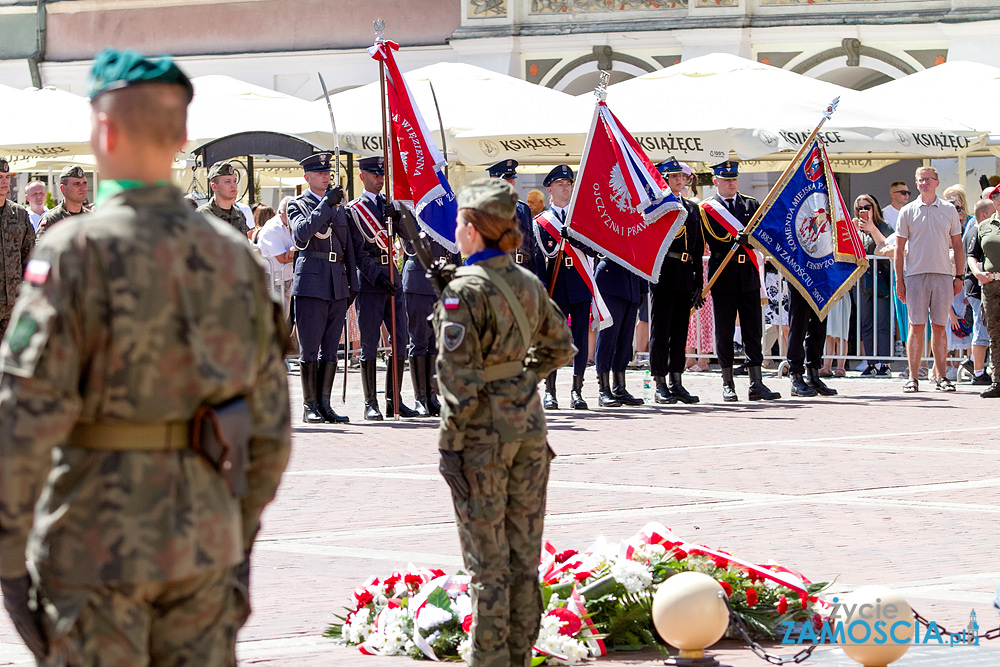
[442,322,466,352]
[23,259,51,285]
[1,300,56,378]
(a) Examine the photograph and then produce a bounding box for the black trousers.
[786,288,827,373]
[595,294,639,374]
[649,287,692,376]
[405,292,437,357]
[295,295,349,364]
[712,289,763,369]
[556,300,591,376]
[356,290,408,361]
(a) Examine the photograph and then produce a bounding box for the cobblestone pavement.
[1,367,998,666]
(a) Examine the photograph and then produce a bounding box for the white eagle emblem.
[399,151,408,172]
[608,164,634,214]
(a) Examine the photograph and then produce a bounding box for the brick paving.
[1,367,998,666]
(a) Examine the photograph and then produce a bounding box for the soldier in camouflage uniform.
[35,165,92,239]
[198,161,249,234]
[435,179,575,667]
[0,157,35,337]
[0,49,291,665]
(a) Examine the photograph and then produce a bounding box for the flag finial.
[822,96,840,120]
[594,70,610,102]
[374,19,386,42]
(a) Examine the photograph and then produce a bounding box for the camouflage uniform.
[0,184,291,665]
[35,201,91,240]
[198,196,248,235]
[0,199,34,336]
[435,252,575,667]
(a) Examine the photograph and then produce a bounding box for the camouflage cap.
[0,158,8,173]
[457,178,518,220]
[59,164,85,180]
[208,161,237,181]
[88,48,194,103]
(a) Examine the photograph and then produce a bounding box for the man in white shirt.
[23,180,48,231]
[882,180,910,231]
[256,195,295,313]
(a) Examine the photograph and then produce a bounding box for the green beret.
[458,178,517,220]
[208,161,237,181]
[88,48,194,102]
[59,164,85,180]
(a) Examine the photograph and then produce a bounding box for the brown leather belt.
[67,422,190,451]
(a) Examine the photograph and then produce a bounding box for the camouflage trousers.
[451,436,553,667]
[36,567,248,667]
[983,281,1000,378]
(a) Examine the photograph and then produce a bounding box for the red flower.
[462,614,473,633]
[745,589,758,607]
[673,548,688,561]
[719,581,732,596]
[555,549,578,564]
[354,589,374,607]
[712,555,729,569]
[546,607,583,636]
[404,573,423,589]
[799,593,809,610]
[777,596,788,614]
[573,571,591,583]
[747,569,760,584]
[384,573,401,590]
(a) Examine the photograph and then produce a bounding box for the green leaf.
[531,657,547,666]
[427,587,451,610]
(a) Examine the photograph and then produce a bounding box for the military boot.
[668,371,699,404]
[790,372,818,397]
[409,355,431,417]
[544,371,559,410]
[361,360,383,421]
[570,375,589,410]
[748,366,781,401]
[981,382,1000,398]
[425,354,441,416]
[385,357,419,418]
[598,372,621,407]
[317,360,350,423]
[653,375,676,404]
[721,367,738,402]
[612,371,644,406]
[806,367,838,396]
[300,362,325,423]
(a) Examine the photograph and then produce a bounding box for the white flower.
[458,637,473,664]
[535,615,588,665]
[454,594,472,620]
[610,558,653,594]
[416,603,453,631]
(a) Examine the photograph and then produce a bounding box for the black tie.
[557,209,566,224]
[376,194,385,215]
[726,198,735,214]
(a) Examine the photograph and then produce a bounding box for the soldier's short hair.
[91,83,188,149]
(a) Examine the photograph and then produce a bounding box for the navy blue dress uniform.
[533,164,593,410]
[786,290,838,397]
[648,158,704,405]
[593,258,645,406]
[486,159,542,278]
[701,160,780,402]
[348,156,417,420]
[289,152,372,425]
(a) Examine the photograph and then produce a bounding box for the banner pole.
[696,97,841,311]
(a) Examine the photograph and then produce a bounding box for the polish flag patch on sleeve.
[24,259,51,285]
[443,296,460,310]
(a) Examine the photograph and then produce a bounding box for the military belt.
[301,250,344,264]
[666,251,691,263]
[483,361,524,382]
[514,251,527,265]
[66,422,190,451]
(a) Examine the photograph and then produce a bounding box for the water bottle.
[642,370,652,404]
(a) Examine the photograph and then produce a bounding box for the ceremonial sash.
[347,197,389,250]
[701,198,766,300]
[535,210,613,331]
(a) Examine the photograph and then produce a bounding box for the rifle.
[391,201,455,296]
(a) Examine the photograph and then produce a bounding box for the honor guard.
[593,250,646,408]
[35,164,92,239]
[701,160,780,402]
[487,159,542,277]
[288,151,370,424]
[0,157,34,336]
[346,156,418,420]
[647,157,704,405]
[198,161,248,235]
[533,164,593,410]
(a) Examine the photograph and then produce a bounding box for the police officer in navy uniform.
[348,156,418,420]
[487,159,542,279]
[534,164,592,410]
[288,151,372,424]
[701,160,780,402]
[648,157,704,405]
[593,256,645,407]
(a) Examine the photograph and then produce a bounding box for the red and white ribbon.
[701,198,767,300]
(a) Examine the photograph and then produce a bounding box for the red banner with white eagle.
[564,100,687,283]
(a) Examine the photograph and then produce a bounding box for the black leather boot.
[570,375,588,410]
[653,375,676,404]
[385,357,419,418]
[425,354,441,416]
[299,361,324,423]
[790,371,818,397]
[544,371,559,409]
[361,359,383,421]
[721,367,738,402]
[598,372,621,407]
[748,366,781,401]
[667,371,699,404]
[612,371,644,406]
[806,367,838,396]
[409,355,431,417]
[317,360,350,423]
[981,382,1000,398]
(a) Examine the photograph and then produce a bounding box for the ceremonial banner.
[748,138,868,318]
[370,40,458,252]
[565,100,686,283]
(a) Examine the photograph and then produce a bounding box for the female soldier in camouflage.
[434,178,575,667]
